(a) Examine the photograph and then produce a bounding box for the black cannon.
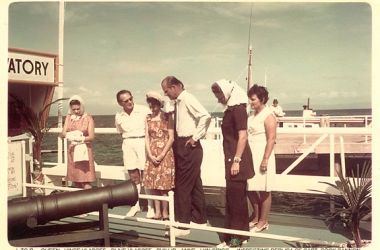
[8,180,137,234]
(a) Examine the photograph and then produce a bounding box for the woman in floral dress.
[143,91,175,220]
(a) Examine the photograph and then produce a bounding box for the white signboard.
[8,51,56,84]
[8,141,24,197]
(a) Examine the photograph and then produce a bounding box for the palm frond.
[39,97,68,119]
[9,94,68,164]
[313,161,371,244]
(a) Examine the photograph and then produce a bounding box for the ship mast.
[247,3,253,92]
[247,45,253,92]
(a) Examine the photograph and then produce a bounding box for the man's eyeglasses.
[120,97,133,103]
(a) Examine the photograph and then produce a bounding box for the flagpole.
[57,0,65,164]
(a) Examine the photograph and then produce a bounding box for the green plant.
[317,161,371,247]
[9,94,68,172]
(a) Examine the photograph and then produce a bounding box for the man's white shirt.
[115,104,150,138]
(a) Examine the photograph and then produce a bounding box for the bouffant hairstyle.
[146,97,163,108]
[247,84,269,104]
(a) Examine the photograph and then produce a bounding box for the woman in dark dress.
[211,79,254,247]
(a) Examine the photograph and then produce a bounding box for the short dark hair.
[116,89,132,102]
[247,84,269,104]
[162,76,184,88]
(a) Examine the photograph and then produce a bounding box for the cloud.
[23,2,57,20]
[64,3,97,24]
[191,82,210,91]
[78,86,102,97]
[254,18,282,28]
[113,60,168,75]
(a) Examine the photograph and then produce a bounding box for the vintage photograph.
[4,1,375,248]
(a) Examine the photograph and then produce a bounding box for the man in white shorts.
[115,89,154,218]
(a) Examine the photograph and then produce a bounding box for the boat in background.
[277,98,372,129]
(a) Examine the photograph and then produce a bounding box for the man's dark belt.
[177,136,192,139]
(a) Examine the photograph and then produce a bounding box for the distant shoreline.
[48,108,372,118]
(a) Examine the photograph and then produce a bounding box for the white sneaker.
[125,205,141,217]
[146,207,155,218]
[77,213,88,218]
[165,227,190,237]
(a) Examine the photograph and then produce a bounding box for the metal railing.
[22,182,346,247]
[46,126,371,194]
[32,125,372,246]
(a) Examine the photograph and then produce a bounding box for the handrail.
[24,123,371,246]
[48,126,371,135]
[22,183,346,247]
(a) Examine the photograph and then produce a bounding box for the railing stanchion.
[168,190,176,247]
[329,134,335,178]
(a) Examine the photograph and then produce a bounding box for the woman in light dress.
[247,84,277,232]
[60,95,96,189]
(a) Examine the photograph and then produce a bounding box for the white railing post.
[57,137,62,164]
[21,141,27,197]
[64,138,68,164]
[329,134,335,178]
[168,190,176,247]
[339,136,346,177]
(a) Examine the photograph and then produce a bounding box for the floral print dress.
[143,113,175,190]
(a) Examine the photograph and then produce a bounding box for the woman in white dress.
[247,84,277,232]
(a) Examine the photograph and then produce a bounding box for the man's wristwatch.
[233,156,241,163]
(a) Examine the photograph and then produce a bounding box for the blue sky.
[6,1,373,114]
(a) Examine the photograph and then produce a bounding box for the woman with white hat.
[60,95,96,189]
[143,91,175,220]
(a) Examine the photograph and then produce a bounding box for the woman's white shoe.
[251,223,269,232]
[249,221,258,228]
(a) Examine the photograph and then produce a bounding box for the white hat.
[146,91,164,105]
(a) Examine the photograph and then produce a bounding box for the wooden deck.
[8,204,371,248]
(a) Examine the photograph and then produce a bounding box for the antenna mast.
[247,3,253,92]
[248,46,252,92]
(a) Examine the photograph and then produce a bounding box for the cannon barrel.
[8,181,137,231]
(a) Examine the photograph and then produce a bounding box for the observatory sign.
[8,48,57,85]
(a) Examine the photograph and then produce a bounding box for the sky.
[5,1,374,115]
